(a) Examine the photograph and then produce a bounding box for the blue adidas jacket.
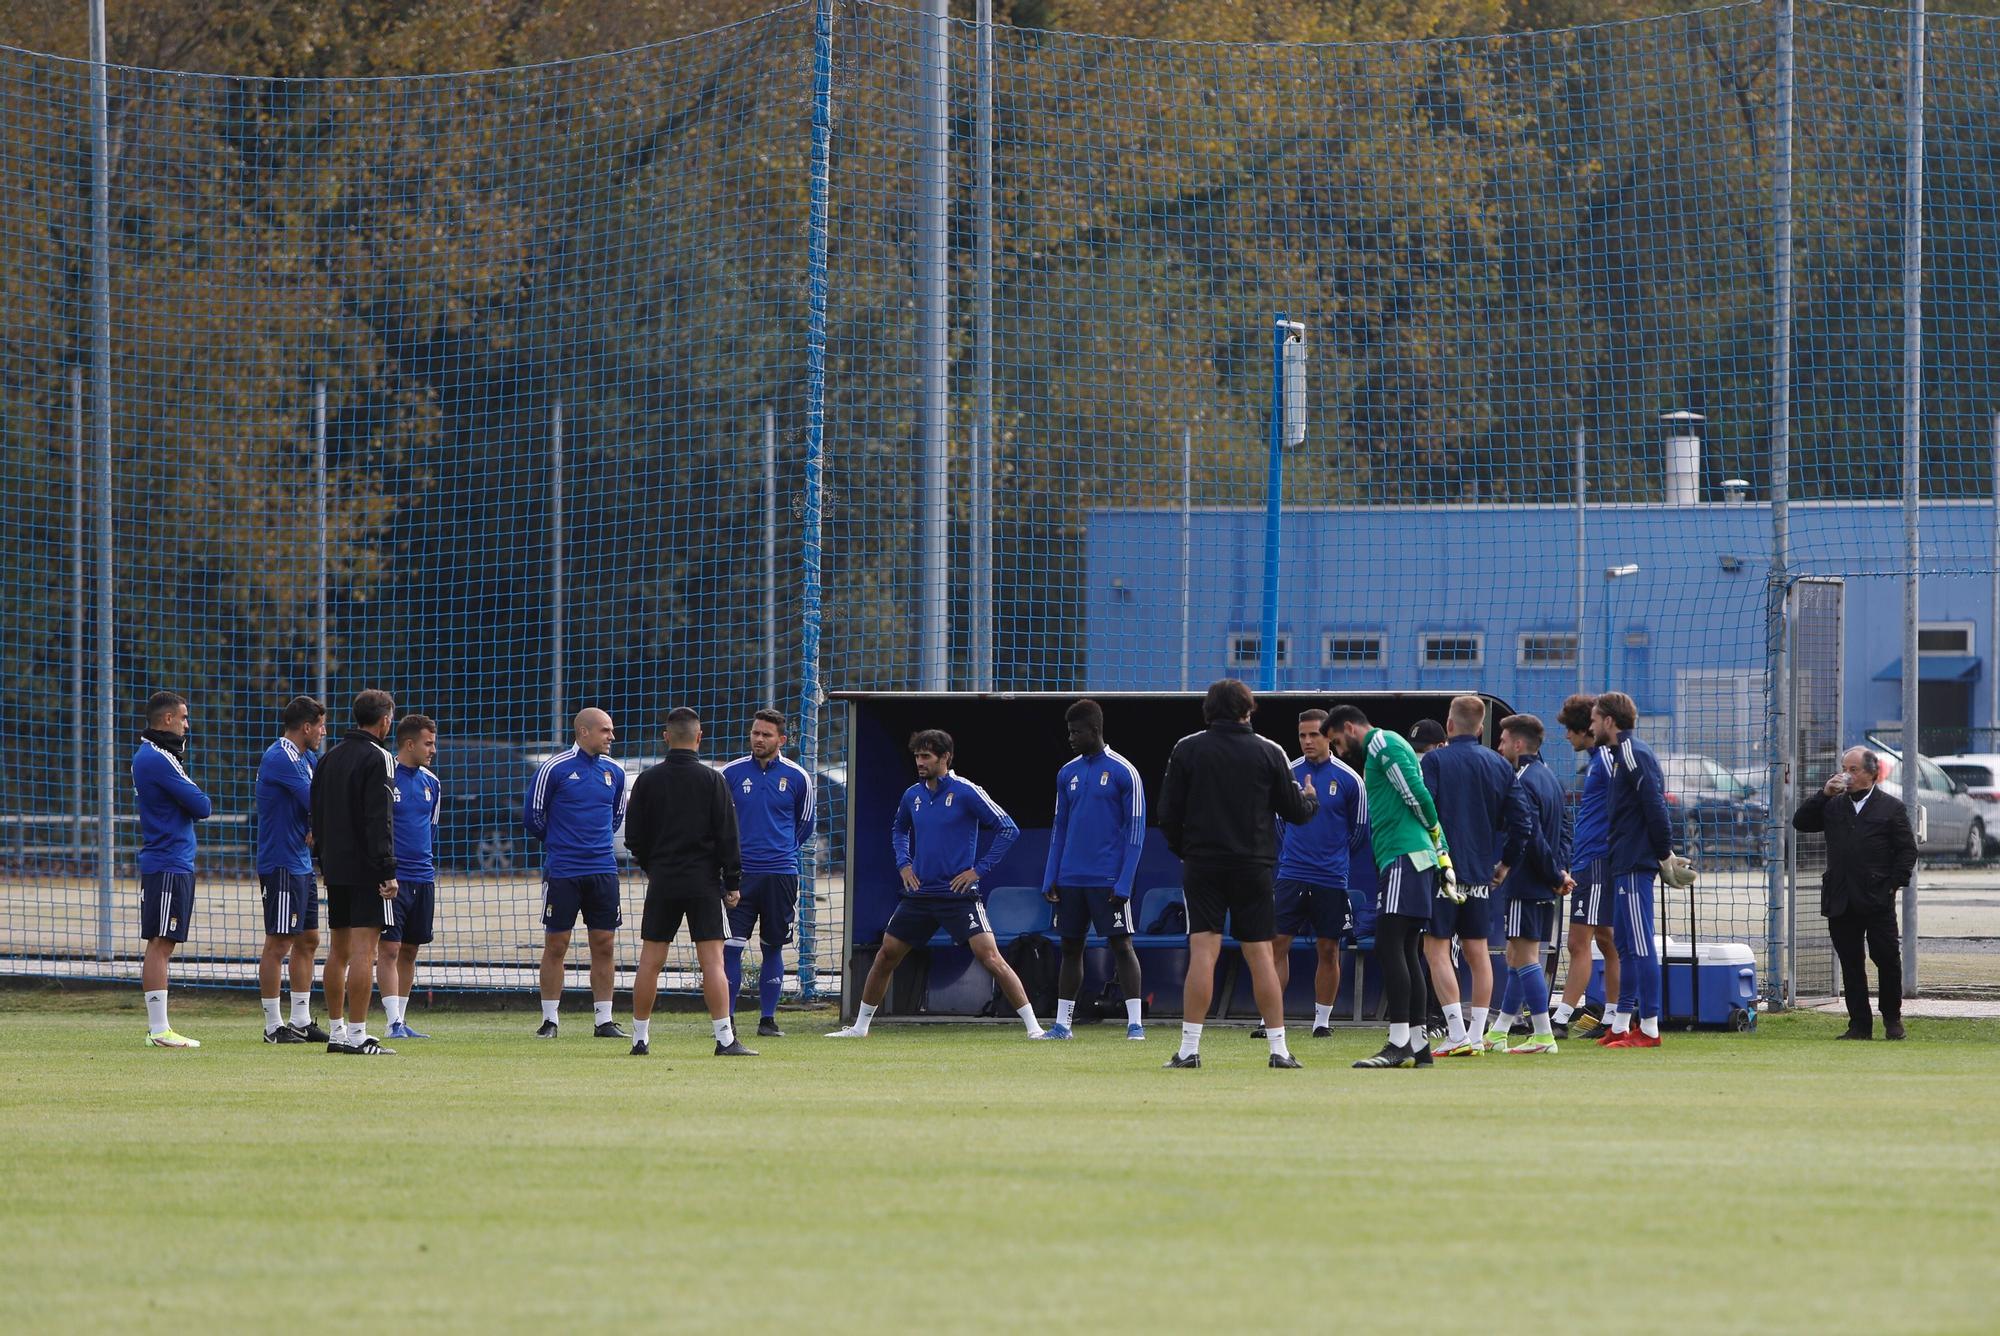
[523,746,628,879]
[893,772,1018,897]
[394,763,443,882]
[1500,755,1569,901]
[1421,734,1515,885]
[134,739,213,875]
[1570,746,1614,866]
[255,737,315,877]
[722,753,816,875]
[1276,754,1367,890]
[1040,747,1146,898]
[1606,730,1675,874]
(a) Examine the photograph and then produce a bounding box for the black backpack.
[989,933,1059,1017]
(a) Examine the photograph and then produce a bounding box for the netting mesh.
[3,0,1999,1000]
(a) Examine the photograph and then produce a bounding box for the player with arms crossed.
[1593,691,1675,1048]
[1553,694,1617,1040]
[1040,699,1147,1041]
[255,695,327,1044]
[1419,695,1514,1056]
[1488,714,1568,1053]
[721,709,815,1038]
[133,691,213,1048]
[1264,708,1366,1040]
[1326,704,1452,1069]
[828,729,1045,1039]
[379,713,441,1041]
[524,708,630,1040]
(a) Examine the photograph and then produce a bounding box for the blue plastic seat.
[984,885,1052,939]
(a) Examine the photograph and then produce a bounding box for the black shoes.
[1412,1043,1434,1068]
[630,1039,649,1056]
[1883,1019,1906,1041]
[264,1024,307,1044]
[1353,1043,1411,1069]
[1836,1025,1873,1040]
[1551,1020,1570,1041]
[594,1020,630,1039]
[351,1036,395,1055]
[535,1020,559,1039]
[295,1021,331,1043]
[1249,1026,1268,1039]
[1310,1025,1334,1039]
[757,1017,785,1038]
[1268,1053,1302,1069]
[1163,1052,1201,1069]
[715,1039,759,1056]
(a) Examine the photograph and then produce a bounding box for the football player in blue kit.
[1261,708,1366,1040]
[1040,700,1147,1041]
[379,714,442,1041]
[721,710,816,1038]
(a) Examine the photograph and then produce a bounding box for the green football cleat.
[1509,1037,1559,1054]
[145,1029,200,1049]
[1482,1031,1513,1052]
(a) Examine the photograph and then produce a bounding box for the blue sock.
[1519,962,1549,1015]
[759,947,784,1019]
[723,944,745,1012]
[1495,969,1520,1027]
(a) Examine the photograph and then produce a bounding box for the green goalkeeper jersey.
[1362,726,1445,871]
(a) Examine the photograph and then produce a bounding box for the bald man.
[524,708,631,1038]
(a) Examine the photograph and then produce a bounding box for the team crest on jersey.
[603,771,614,787]
[778,776,788,792]
[944,793,954,807]
[1099,771,1109,786]
[423,786,433,803]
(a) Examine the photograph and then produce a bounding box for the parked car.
[1867,748,1987,860]
[1656,751,1769,866]
[1928,752,2000,854]
[431,737,539,873]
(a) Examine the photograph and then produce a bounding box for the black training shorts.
[1180,863,1276,942]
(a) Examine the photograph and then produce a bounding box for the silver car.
[1872,751,1987,860]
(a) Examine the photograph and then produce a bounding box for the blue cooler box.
[1663,940,1758,1029]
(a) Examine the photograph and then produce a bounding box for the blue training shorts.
[543,873,622,933]
[1376,856,1435,921]
[884,896,993,947]
[383,880,436,946]
[726,872,801,948]
[140,871,195,943]
[1427,882,1493,941]
[1054,886,1132,941]
[1502,895,1560,947]
[1274,878,1353,940]
[259,869,318,936]
[1569,857,1613,926]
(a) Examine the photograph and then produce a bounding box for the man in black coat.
[1791,746,1918,1040]
[1157,679,1317,1070]
[309,688,400,1055]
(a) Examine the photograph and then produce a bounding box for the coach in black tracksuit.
[622,707,752,1056]
[1791,746,1918,1040]
[309,689,400,1053]
[1156,679,1318,1069]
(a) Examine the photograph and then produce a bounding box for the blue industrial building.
[1085,500,2000,766]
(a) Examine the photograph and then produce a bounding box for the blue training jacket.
[1605,730,1675,874]
[393,762,442,882]
[1420,734,1516,885]
[255,737,316,877]
[523,746,628,879]
[133,739,213,875]
[1039,747,1146,898]
[893,772,1019,897]
[1500,755,1569,901]
[722,753,816,875]
[1276,754,1367,890]
[1570,746,1614,866]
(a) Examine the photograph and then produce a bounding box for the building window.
[1322,633,1385,669]
[1918,623,1973,655]
[1516,632,1579,670]
[1227,632,1291,670]
[1421,633,1484,668]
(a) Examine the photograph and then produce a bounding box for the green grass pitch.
[3,991,1995,1333]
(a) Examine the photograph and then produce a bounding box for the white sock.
[713,1015,734,1045]
[633,1018,650,1042]
[290,991,312,1026]
[1442,1002,1466,1044]
[1532,1012,1554,1037]
[1603,1003,1620,1025]
[1266,1026,1290,1059]
[351,1020,368,1043]
[1552,1001,1575,1024]
[1488,1010,1514,1037]
[334,1020,352,1044]
[594,1000,613,1026]
[384,996,405,1026]
[1055,998,1076,1027]
[262,998,282,1030]
[1314,1003,1334,1029]
[145,989,169,1034]
[1178,1021,1202,1058]
[1470,1006,1489,1036]
[853,1001,877,1035]
[1611,1011,1631,1034]
[1126,997,1143,1026]
[1388,1022,1410,1048]
[1640,1016,1660,1038]
[541,999,560,1024]
[1016,1003,1041,1035]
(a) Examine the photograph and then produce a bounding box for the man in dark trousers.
[1792,746,1917,1040]
[310,689,400,1056]
[1157,679,1318,1070]
[624,707,754,1058]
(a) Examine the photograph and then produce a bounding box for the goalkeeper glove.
[1431,829,1465,903]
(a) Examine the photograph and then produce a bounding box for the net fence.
[3,0,1998,1002]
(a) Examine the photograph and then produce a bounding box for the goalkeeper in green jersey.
[1325,704,1455,1069]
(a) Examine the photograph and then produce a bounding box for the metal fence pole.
[70,367,84,863]
[764,405,778,708]
[89,0,115,962]
[970,0,995,692]
[916,0,950,691]
[1900,0,1926,995]
[1767,0,1795,1005]
[1990,412,1998,736]
[314,381,328,709]
[1180,425,1192,693]
[796,0,834,1003]
[1574,424,1586,697]
[551,398,565,743]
